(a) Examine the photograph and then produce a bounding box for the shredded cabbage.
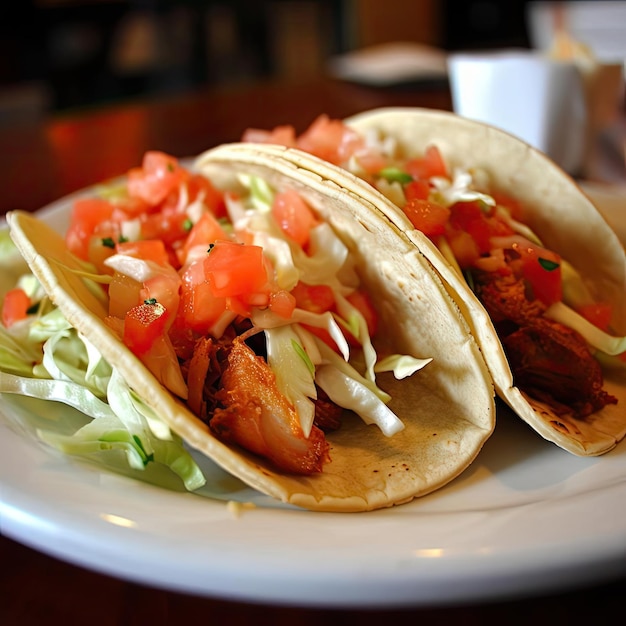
[315,364,404,437]
[0,281,206,491]
[545,301,626,356]
[265,325,317,437]
[233,172,433,435]
[430,169,496,208]
[375,353,433,379]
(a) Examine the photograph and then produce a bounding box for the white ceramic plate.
[1,193,626,609]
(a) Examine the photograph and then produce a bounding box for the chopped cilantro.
[538,258,560,271]
[378,167,413,184]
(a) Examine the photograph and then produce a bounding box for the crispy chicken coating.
[474,270,617,418]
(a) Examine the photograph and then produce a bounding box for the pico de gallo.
[2,150,431,477]
[243,115,626,419]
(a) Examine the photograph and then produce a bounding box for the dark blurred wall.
[441,0,531,51]
[0,1,347,113]
[1,0,536,116]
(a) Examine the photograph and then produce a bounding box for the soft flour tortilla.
[6,145,495,512]
[249,107,626,456]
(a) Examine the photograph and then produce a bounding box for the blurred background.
[1,1,625,123]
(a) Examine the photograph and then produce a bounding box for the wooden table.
[1,75,625,624]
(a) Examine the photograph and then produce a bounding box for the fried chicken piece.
[504,317,617,418]
[473,270,617,419]
[210,338,331,474]
[474,271,547,326]
[313,387,343,432]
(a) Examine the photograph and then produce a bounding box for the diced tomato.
[268,289,297,319]
[204,241,268,299]
[127,151,186,206]
[140,208,190,249]
[449,201,514,254]
[244,116,387,172]
[296,115,365,166]
[522,255,562,306]
[404,179,431,202]
[124,300,169,355]
[272,188,318,248]
[177,259,227,334]
[507,241,562,306]
[187,174,227,218]
[86,227,122,274]
[403,198,451,237]
[66,198,115,260]
[356,150,390,175]
[116,239,170,266]
[576,302,613,332]
[290,281,337,348]
[178,212,228,266]
[2,288,31,327]
[291,281,335,314]
[241,125,298,147]
[491,190,523,220]
[404,145,448,180]
[112,194,152,217]
[484,213,517,241]
[449,201,491,253]
[140,271,181,323]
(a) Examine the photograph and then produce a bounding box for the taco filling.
[3,142,499,511]
[242,115,624,425]
[2,151,443,479]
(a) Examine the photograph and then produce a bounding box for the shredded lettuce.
[247,174,274,211]
[313,336,390,403]
[251,306,351,360]
[234,172,432,435]
[560,260,598,310]
[430,169,496,208]
[253,230,299,290]
[374,178,407,209]
[265,325,317,436]
[292,222,352,287]
[375,353,433,379]
[545,301,626,356]
[315,364,404,437]
[41,327,111,399]
[0,371,114,419]
[0,280,206,491]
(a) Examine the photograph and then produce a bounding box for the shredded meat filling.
[181,333,339,474]
[474,270,617,419]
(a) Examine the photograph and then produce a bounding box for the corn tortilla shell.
[7,145,495,511]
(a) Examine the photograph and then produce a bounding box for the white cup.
[447,50,587,174]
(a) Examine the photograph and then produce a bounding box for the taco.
[242,107,626,456]
[2,144,495,512]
